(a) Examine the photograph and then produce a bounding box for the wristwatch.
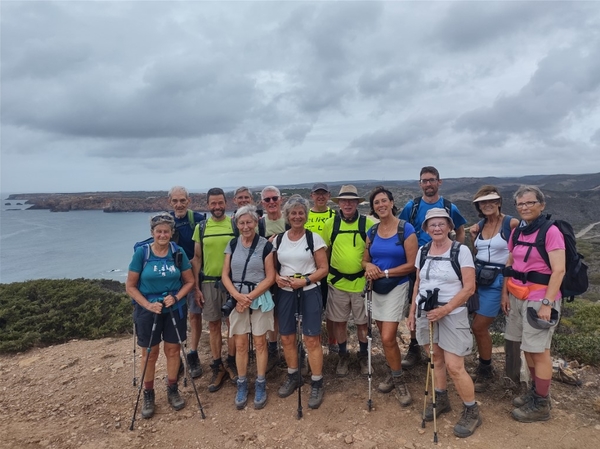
[541,298,554,307]
[384,269,389,279]
[305,276,312,286]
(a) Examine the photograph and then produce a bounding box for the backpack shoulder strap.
[330,214,342,246]
[305,229,315,254]
[419,241,432,269]
[358,214,367,242]
[275,232,284,250]
[396,219,406,246]
[409,197,421,225]
[142,244,152,270]
[368,222,379,242]
[535,219,554,268]
[231,218,240,237]
[262,240,273,261]
[198,219,207,244]
[229,237,238,255]
[258,217,266,237]
[187,209,195,229]
[500,215,512,241]
[442,198,452,216]
[449,241,463,282]
[475,218,485,240]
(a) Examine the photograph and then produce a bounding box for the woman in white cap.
[406,207,479,438]
[469,186,519,392]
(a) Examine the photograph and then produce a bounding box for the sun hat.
[422,207,455,231]
[473,192,501,203]
[331,185,365,204]
[311,183,330,193]
[527,307,559,330]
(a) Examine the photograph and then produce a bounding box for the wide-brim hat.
[473,192,501,203]
[527,307,559,330]
[422,207,455,231]
[332,185,365,203]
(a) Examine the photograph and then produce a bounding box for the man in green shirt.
[192,188,238,392]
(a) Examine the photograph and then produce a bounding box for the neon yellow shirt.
[305,207,336,240]
[192,217,235,278]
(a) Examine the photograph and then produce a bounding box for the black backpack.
[274,230,315,271]
[475,215,513,242]
[511,215,588,302]
[228,236,273,262]
[330,214,367,247]
[419,240,463,280]
[409,197,453,226]
[197,217,239,244]
[367,219,407,254]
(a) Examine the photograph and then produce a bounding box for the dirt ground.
[2,323,599,449]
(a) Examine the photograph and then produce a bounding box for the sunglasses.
[151,213,174,223]
[262,196,280,203]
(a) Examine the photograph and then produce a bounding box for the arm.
[387,233,417,277]
[501,253,513,315]
[286,247,328,290]
[455,225,465,244]
[427,266,475,322]
[191,241,204,306]
[538,249,566,320]
[406,269,421,332]
[362,236,382,280]
[126,271,163,314]
[164,268,195,308]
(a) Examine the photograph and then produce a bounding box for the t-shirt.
[399,197,467,246]
[172,210,205,259]
[129,245,191,313]
[415,244,474,315]
[323,215,375,293]
[192,217,236,278]
[263,216,287,238]
[274,231,327,292]
[474,232,510,266]
[305,208,336,240]
[508,225,565,301]
[224,236,272,294]
[368,222,416,288]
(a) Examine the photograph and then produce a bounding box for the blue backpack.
[133,240,182,270]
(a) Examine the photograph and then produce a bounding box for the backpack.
[258,217,291,238]
[133,240,182,270]
[367,219,407,254]
[330,214,367,247]
[229,236,273,262]
[475,215,513,242]
[197,217,239,244]
[274,229,315,271]
[510,215,588,302]
[409,197,452,226]
[171,210,205,244]
[419,240,463,281]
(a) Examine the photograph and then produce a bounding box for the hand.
[163,295,175,308]
[195,288,205,307]
[406,314,416,332]
[426,305,449,323]
[235,293,252,309]
[364,263,382,280]
[276,274,291,289]
[148,301,163,315]
[537,304,552,321]
[501,293,510,316]
[469,223,480,240]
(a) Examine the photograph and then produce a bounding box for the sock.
[238,376,247,383]
[534,376,551,397]
[167,378,177,386]
[359,341,368,354]
[464,401,476,407]
[189,349,197,355]
[435,389,446,394]
[213,358,223,366]
[311,374,323,382]
[144,381,154,390]
[391,369,403,378]
[338,341,348,354]
[227,354,236,366]
[288,368,298,375]
[479,357,491,366]
[268,341,278,352]
[256,375,266,382]
[409,338,419,348]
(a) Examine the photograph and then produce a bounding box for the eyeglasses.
[428,222,447,229]
[515,201,540,209]
[170,199,188,204]
[262,196,280,203]
[419,178,438,185]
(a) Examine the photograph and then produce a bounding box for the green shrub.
[552,300,600,364]
[551,334,600,366]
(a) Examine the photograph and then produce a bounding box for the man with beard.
[399,166,467,368]
[169,186,206,379]
[192,188,238,392]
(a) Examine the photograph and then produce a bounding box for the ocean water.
[0,209,153,284]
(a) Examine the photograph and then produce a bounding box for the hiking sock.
[391,369,403,377]
[338,341,348,354]
[238,375,247,382]
[311,374,323,382]
[268,342,278,353]
[534,376,551,397]
[144,381,154,390]
[359,341,368,354]
[227,354,236,366]
[167,378,177,386]
[464,400,476,407]
[189,349,198,355]
[288,368,298,375]
[478,357,492,366]
[435,388,446,394]
[328,337,337,345]
[257,375,266,382]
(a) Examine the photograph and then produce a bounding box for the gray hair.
[234,205,260,224]
[513,185,545,205]
[261,185,281,198]
[235,186,252,197]
[150,212,175,231]
[168,186,189,199]
[282,194,309,224]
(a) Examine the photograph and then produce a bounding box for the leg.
[379,321,401,371]
[234,334,249,377]
[471,314,496,392]
[304,335,323,376]
[164,342,182,381]
[280,333,298,369]
[254,333,268,377]
[208,320,223,360]
[140,345,160,386]
[444,351,474,403]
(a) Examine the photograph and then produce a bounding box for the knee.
[253,336,267,352]
[235,337,248,353]
[381,334,398,349]
[304,336,321,351]
[280,335,294,347]
[445,360,466,378]
[189,313,201,324]
[208,321,220,332]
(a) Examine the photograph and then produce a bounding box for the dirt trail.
[575,221,600,239]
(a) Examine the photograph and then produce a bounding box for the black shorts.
[134,303,187,347]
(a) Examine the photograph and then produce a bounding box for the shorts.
[504,294,561,353]
[202,282,228,322]
[186,291,202,315]
[372,282,409,323]
[135,302,188,347]
[277,287,323,337]
[229,307,274,337]
[415,308,472,357]
[326,284,367,325]
[475,274,503,318]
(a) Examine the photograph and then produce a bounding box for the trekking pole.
[296,287,303,420]
[132,313,137,387]
[167,305,206,419]
[249,309,255,362]
[362,280,373,411]
[429,320,438,444]
[129,309,160,431]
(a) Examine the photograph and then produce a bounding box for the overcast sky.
[1,1,599,194]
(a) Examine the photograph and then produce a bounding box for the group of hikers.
[126,165,568,438]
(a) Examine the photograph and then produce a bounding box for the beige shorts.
[229,307,274,337]
[326,285,368,324]
[415,308,473,357]
[504,294,561,353]
[372,282,409,323]
[201,282,228,322]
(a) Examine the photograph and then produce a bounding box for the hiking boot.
[393,375,412,407]
[357,352,370,376]
[208,361,229,393]
[266,349,280,373]
[424,390,452,421]
[328,344,339,354]
[401,344,422,369]
[308,378,324,409]
[167,384,185,411]
[234,378,248,410]
[278,372,303,398]
[378,373,395,393]
[453,403,482,438]
[254,379,268,410]
[512,384,553,409]
[186,352,203,379]
[225,360,239,384]
[511,392,551,423]
[473,364,494,393]
[336,352,350,377]
[141,389,155,419]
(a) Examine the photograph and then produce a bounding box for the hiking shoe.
[424,390,452,421]
[234,378,248,410]
[357,352,370,376]
[225,360,239,384]
[378,374,395,394]
[336,352,350,377]
[393,375,412,407]
[308,378,324,409]
[328,344,339,354]
[511,392,551,423]
[254,379,268,410]
[278,372,303,398]
[266,349,280,373]
[208,362,229,393]
[453,403,482,438]
[186,352,203,379]
[141,389,155,419]
[473,364,494,393]
[167,384,185,411]
[401,345,422,369]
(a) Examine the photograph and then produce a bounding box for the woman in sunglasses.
[126,212,195,420]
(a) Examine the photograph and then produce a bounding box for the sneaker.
[393,375,412,407]
[328,344,339,354]
[453,403,482,438]
[424,390,452,421]
[234,379,248,410]
[266,349,280,373]
[225,360,239,384]
[336,352,350,377]
[378,374,394,394]
[357,352,370,376]
[167,384,185,411]
[308,378,324,409]
[141,389,155,419]
[254,379,268,410]
[186,352,203,379]
[278,372,303,398]
[401,345,422,369]
[208,361,229,393]
[511,392,551,423]
[473,364,494,393]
